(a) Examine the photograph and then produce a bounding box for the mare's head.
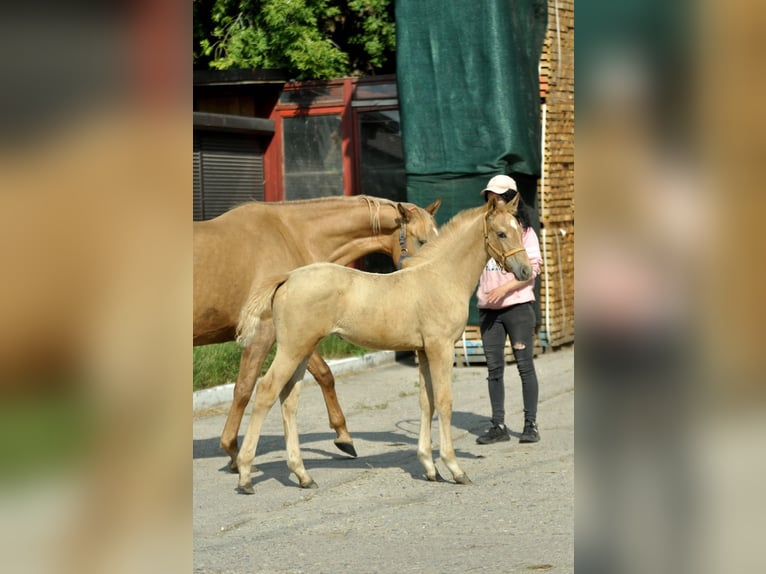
[394,198,441,269]
[484,194,533,281]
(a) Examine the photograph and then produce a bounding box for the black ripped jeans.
[479,302,539,427]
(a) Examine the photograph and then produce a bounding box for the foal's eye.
[497,231,507,239]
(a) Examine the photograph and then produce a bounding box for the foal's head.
[394,198,441,269]
[484,194,533,281]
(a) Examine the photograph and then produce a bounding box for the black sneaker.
[476,424,511,444]
[519,420,540,443]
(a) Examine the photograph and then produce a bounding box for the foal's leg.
[236,354,301,494]
[426,343,472,485]
[279,373,316,488]
[220,319,275,472]
[306,351,357,457]
[415,350,440,482]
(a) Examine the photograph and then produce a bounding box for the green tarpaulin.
[396,0,548,324]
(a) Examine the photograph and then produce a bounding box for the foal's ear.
[507,192,521,212]
[426,198,442,216]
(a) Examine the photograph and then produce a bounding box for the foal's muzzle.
[513,262,533,282]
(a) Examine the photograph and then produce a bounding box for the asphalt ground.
[193,344,574,574]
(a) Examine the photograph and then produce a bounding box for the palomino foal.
[234,195,531,492]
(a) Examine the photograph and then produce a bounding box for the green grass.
[0,390,94,482]
[193,335,371,391]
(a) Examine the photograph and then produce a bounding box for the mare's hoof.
[236,484,255,495]
[299,479,318,489]
[455,474,473,485]
[334,440,358,458]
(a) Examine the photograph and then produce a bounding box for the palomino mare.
[193,195,441,471]
[234,195,532,492]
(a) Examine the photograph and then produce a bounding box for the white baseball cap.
[481,174,518,197]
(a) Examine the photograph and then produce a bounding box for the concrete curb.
[193,350,396,412]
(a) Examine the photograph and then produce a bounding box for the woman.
[475,175,543,444]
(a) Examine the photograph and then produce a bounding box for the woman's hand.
[485,284,513,304]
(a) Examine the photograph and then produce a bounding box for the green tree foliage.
[194,0,396,80]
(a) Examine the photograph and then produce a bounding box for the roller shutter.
[193,131,265,221]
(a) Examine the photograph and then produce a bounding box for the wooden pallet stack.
[538,0,575,349]
[538,223,575,347]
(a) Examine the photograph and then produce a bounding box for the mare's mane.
[238,195,400,209]
[230,195,403,236]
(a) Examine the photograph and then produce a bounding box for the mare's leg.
[425,342,472,485]
[306,351,357,457]
[236,352,302,494]
[279,373,316,488]
[415,350,440,482]
[220,319,275,472]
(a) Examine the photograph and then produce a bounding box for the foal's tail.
[236,275,289,348]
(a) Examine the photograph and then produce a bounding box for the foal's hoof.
[454,473,473,485]
[236,484,255,495]
[424,470,445,483]
[299,478,318,489]
[334,440,358,458]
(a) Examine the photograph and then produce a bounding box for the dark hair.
[513,194,533,230]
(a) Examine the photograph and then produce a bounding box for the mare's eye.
[497,231,507,239]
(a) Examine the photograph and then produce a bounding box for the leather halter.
[483,213,526,268]
[396,221,410,270]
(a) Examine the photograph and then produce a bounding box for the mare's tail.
[236,275,289,347]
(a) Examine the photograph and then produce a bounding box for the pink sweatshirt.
[476,226,543,309]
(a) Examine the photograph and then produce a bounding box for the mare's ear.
[396,202,411,222]
[426,198,442,216]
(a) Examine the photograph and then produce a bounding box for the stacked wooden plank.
[538,0,575,349]
[538,224,575,347]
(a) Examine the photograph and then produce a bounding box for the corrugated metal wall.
[193,131,265,221]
